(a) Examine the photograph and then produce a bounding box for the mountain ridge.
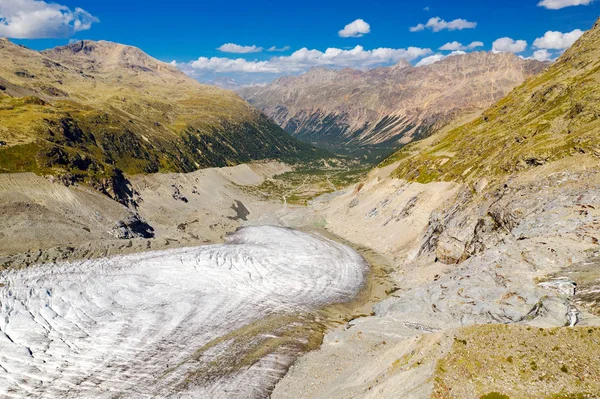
[239,52,547,150]
[385,17,600,183]
[0,39,322,202]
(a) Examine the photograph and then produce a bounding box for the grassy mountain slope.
[385,19,600,184]
[0,39,322,196]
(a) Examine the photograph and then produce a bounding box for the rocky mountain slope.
[0,39,321,202]
[266,18,600,399]
[239,53,546,150]
[387,18,600,184]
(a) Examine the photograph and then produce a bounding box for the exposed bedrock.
[270,160,600,398]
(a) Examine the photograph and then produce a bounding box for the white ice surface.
[0,226,367,398]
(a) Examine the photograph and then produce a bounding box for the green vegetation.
[432,325,600,398]
[0,94,324,182]
[242,159,370,205]
[0,39,327,201]
[480,393,510,399]
[383,20,600,184]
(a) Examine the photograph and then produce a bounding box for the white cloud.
[533,29,584,49]
[492,37,528,53]
[217,43,263,53]
[424,6,430,11]
[338,19,371,38]
[185,45,432,75]
[268,45,291,52]
[410,17,477,32]
[531,49,554,61]
[439,41,483,51]
[190,57,280,73]
[0,0,98,38]
[416,54,445,66]
[415,50,466,67]
[538,0,593,9]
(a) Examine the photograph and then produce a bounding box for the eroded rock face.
[111,213,154,239]
[271,163,600,399]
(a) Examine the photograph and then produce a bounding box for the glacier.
[0,226,368,398]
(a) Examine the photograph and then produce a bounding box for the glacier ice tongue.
[0,226,367,398]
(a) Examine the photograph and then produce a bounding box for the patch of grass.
[480,392,510,399]
[243,159,371,206]
[432,325,600,398]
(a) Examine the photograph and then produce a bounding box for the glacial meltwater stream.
[0,226,369,398]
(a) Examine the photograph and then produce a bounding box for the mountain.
[207,77,267,91]
[209,76,245,90]
[239,53,546,150]
[0,39,321,200]
[386,18,600,183]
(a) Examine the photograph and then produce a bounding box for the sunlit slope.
[0,39,321,186]
[386,18,600,183]
[240,53,545,149]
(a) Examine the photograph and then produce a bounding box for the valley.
[1,7,600,399]
[239,53,546,151]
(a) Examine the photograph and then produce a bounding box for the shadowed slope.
[0,39,323,199]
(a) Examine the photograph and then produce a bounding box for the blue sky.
[1,0,599,84]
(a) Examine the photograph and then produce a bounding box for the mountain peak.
[390,59,412,70]
[0,37,318,186]
[43,40,179,75]
[389,18,600,183]
[47,40,145,61]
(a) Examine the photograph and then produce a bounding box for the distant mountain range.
[239,53,547,151]
[208,77,266,91]
[387,18,600,183]
[0,39,321,200]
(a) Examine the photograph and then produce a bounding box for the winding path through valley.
[0,226,368,398]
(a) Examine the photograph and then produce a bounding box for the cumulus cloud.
[415,54,445,67]
[415,50,466,67]
[439,41,484,51]
[410,17,477,33]
[538,0,593,9]
[185,45,432,75]
[217,43,263,53]
[533,29,584,49]
[0,0,98,38]
[268,45,291,52]
[531,49,554,61]
[492,37,528,53]
[190,57,280,73]
[338,19,371,38]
